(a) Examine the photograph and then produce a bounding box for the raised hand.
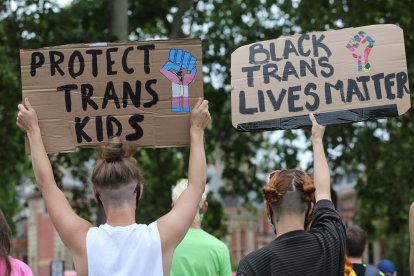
[190,98,211,131]
[309,113,325,142]
[17,97,39,134]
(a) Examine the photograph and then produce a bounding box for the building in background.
[27,190,76,276]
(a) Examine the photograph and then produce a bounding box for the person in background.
[409,202,414,276]
[346,225,384,276]
[17,97,210,276]
[170,179,232,276]
[0,210,33,276]
[236,114,346,276]
[377,259,397,276]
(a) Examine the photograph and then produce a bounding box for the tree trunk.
[170,0,193,39]
[110,0,129,41]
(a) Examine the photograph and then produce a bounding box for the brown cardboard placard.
[20,39,203,153]
[231,24,410,131]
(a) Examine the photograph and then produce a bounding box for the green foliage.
[1,1,414,273]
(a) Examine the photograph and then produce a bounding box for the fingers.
[309,113,317,126]
[193,98,203,109]
[17,103,27,112]
[16,120,26,132]
[24,97,33,111]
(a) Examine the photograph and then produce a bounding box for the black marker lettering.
[356,76,371,101]
[126,114,144,141]
[96,116,104,142]
[269,42,283,61]
[75,116,92,143]
[102,81,120,109]
[346,79,365,102]
[258,90,265,112]
[81,84,98,111]
[106,115,123,138]
[266,89,286,111]
[123,81,141,108]
[384,73,396,100]
[57,84,77,112]
[137,44,155,74]
[122,46,134,74]
[249,43,269,65]
[312,34,332,57]
[30,52,45,77]
[304,83,319,111]
[143,79,159,108]
[239,91,258,115]
[318,57,334,78]
[68,50,85,79]
[396,72,409,98]
[288,86,303,112]
[282,61,299,81]
[325,80,345,104]
[85,49,103,77]
[298,34,311,57]
[242,65,261,87]
[299,59,317,78]
[283,40,299,59]
[49,51,65,76]
[371,73,385,100]
[106,48,119,75]
[263,64,281,83]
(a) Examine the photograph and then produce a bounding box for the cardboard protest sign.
[231,24,410,131]
[20,39,203,153]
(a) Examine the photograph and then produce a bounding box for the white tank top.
[86,222,163,276]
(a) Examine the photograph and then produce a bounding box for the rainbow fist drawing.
[160,49,197,113]
[346,31,375,72]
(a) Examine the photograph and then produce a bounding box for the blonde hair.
[172,179,209,223]
[91,137,144,206]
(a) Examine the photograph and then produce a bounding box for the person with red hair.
[237,114,346,276]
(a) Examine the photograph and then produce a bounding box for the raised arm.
[157,98,210,266]
[17,98,92,255]
[309,113,330,202]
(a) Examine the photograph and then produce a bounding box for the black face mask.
[96,184,141,209]
[267,205,277,235]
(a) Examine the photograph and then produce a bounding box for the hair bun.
[301,174,316,203]
[99,137,137,162]
[100,137,124,162]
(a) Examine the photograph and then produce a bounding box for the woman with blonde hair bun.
[237,113,346,276]
[17,97,211,276]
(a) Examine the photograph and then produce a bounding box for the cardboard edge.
[235,104,400,131]
[20,38,202,52]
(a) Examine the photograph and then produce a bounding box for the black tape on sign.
[236,104,399,131]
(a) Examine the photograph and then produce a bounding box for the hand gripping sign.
[231,24,410,131]
[160,49,198,112]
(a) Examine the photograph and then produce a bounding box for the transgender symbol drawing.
[346,31,375,72]
[160,49,197,113]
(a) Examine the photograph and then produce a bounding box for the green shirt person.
[170,180,232,276]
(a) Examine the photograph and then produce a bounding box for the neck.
[348,257,363,264]
[191,220,202,229]
[105,205,136,226]
[274,214,304,237]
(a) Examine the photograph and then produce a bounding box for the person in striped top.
[237,113,346,276]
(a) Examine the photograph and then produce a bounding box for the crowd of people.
[0,97,407,275]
